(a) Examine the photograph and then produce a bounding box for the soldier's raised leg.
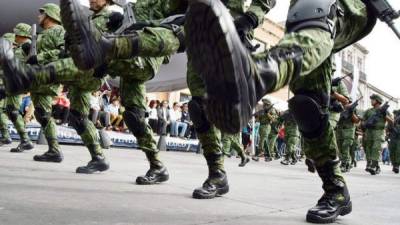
[59,0,184,70]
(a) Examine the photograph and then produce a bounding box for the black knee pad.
[288,91,329,139]
[188,97,211,133]
[5,105,20,122]
[123,107,147,137]
[68,109,89,135]
[34,107,52,127]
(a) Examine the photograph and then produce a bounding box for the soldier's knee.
[68,109,88,135]
[5,105,20,122]
[123,106,146,137]
[288,91,329,139]
[34,107,52,127]
[188,97,210,133]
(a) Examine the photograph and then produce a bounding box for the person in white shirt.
[147,100,159,133]
[169,102,188,138]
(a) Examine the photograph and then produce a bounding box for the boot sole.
[33,158,63,163]
[192,185,230,199]
[306,200,352,224]
[185,0,252,133]
[60,0,97,70]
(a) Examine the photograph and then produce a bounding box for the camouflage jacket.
[37,24,65,65]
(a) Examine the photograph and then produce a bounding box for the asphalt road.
[0,143,399,225]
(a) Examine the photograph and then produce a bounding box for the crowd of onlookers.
[39,85,197,139]
[147,100,196,139]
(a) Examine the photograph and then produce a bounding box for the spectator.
[181,103,195,138]
[101,90,112,110]
[157,100,170,135]
[382,146,390,165]
[90,91,111,130]
[169,102,187,138]
[52,90,70,125]
[106,97,124,131]
[147,100,159,133]
[20,93,34,124]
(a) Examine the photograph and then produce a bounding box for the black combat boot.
[193,169,229,199]
[366,160,380,175]
[193,152,229,199]
[76,155,109,174]
[238,156,250,167]
[10,139,34,153]
[136,152,169,185]
[365,160,372,172]
[33,150,63,163]
[0,136,12,146]
[393,165,399,174]
[306,159,352,224]
[185,0,299,133]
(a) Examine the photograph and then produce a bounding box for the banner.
[6,123,199,153]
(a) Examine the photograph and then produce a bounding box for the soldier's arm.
[37,28,65,64]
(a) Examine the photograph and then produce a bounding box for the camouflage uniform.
[281,111,300,164]
[336,109,357,172]
[330,80,350,129]
[105,1,170,167]
[221,132,247,163]
[31,4,64,155]
[6,24,33,147]
[255,101,277,160]
[362,95,387,174]
[0,33,15,143]
[267,109,282,159]
[184,0,377,222]
[387,110,400,174]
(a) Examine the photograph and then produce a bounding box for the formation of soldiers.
[0,0,399,224]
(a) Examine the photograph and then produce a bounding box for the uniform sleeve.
[37,27,65,64]
[247,0,274,26]
[337,80,350,100]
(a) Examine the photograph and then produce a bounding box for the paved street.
[0,143,399,225]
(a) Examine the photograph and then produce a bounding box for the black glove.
[21,42,31,56]
[107,12,124,32]
[26,55,38,65]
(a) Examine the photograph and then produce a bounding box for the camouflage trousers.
[267,130,279,158]
[362,130,384,162]
[0,99,10,140]
[4,95,30,141]
[257,124,271,157]
[261,28,342,182]
[284,134,299,161]
[389,138,400,167]
[108,56,165,160]
[30,83,60,153]
[336,128,355,166]
[221,132,245,159]
[32,58,105,156]
[187,60,224,172]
